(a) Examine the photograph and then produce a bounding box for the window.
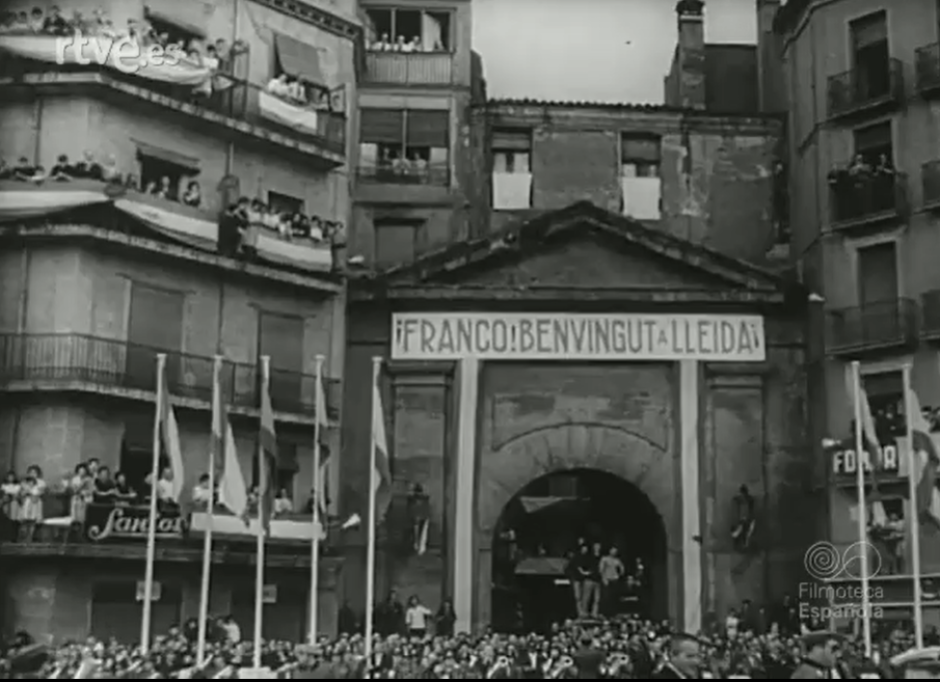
[857,241,898,306]
[259,312,304,411]
[850,11,890,99]
[126,284,185,392]
[853,121,893,166]
[138,153,198,202]
[359,109,449,185]
[491,129,532,210]
[272,34,328,104]
[374,218,418,267]
[366,8,452,52]
[861,370,903,445]
[620,135,662,220]
[268,191,305,216]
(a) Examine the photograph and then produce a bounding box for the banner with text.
[391,313,765,361]
[84,504,185,542]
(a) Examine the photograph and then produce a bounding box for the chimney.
[675,0,706,110]
[756,0,786,113]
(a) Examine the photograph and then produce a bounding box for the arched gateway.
[474,423,678,629]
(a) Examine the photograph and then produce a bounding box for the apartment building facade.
[0,0,356,641]
[776,0,940,623]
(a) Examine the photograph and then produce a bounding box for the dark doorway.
[490,468,667,633]
[850,11,889,100]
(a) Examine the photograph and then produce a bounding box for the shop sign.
[85,504,186,541]
[830,443,901,478]
[391,313,765,362]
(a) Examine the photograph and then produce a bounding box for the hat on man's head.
[800,630,843,650]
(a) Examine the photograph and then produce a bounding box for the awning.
[274,33,324,86]
[515,556,568,576]
[132,140,200,170]
[519,495,576,514]
[145,1,209,38]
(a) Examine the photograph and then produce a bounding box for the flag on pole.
[159,365,186,504]
[907,385,940,529]
[259,370,278,533]
[372,380,392,522]
[858,382,883,470]
[314,374,330,529]
[219,420,249,522]
[415,517,429,555]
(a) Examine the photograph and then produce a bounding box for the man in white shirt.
[405,596,432,638]
[599,546,625,616]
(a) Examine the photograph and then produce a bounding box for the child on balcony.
[1,471,20,541]
[18,465,46,542]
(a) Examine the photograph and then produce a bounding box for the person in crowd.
[599,546,625,616]
[92,465,117,505]
[791,631,843,679]
[1,471,21,541]
[17,465,46,542]
[67,462,93,525]
[435,599,456,638]
[182,180,202,207]
[274,488,293,516]
[192,473,213,509]
[579,542,603,619]
[405,595,433,638]
[653,633,702,679]
[113,470,137,505]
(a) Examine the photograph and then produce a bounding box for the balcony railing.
[916,43,940,96]
[826,299,918,355]
[1,501,339,557]
[922,291,940,341]
[828,169,907,229]
[923,160,940,209]
[4,59,346,156]
[0,333,338,417]
[364,51,455,85]
[827,58,904,120]
[356,162,450,187]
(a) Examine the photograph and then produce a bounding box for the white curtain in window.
[360,143,379,165]
[421,12,443,51]
[621,176,661,220]
[493,172,532,210]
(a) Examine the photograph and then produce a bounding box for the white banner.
[391,313,765,361]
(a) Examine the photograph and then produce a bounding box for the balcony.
[1,501,340,563]
[828,168,907,231]
[825,299,918,356]
[0,333,339,422]
[0,47,346,164]
[364,51,455,85]
[356,162,450,187]
[827,58,904,121]
[916,43,940,97]
[922,291,940,342]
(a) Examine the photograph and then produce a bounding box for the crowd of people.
[827,152,899,221]
[0,592,933,679]
[0,456,322,543]
[0,148,343,249]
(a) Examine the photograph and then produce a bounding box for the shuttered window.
[621,135,661,163]
[406,111,449,147]
[851,11,887,50]
[492,129,531,151]
[361,109,405,144]
[259,312,304,411]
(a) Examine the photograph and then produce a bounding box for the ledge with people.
[0,151,340,272]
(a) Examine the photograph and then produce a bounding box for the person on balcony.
[266,74,291,99]
[113,471,137,506]
[18,465,46,543]
[182,181,201,208]
[274,489,293,517]
[92,465,117,506]
[192,474,213,510]
[72,151,103,181]
[148,466,178,511]
[1,471,21,541]
[67,463,93,525]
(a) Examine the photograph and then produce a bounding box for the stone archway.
[473,422,682,627]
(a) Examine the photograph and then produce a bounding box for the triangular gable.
[377,202,784,293]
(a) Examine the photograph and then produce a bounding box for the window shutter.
[851,13,887,49]
[405,110,449,147]
[360,109,404,144]
[622,136,660,162]
[492,129,531,151]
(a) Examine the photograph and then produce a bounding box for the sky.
[471,0,758,103]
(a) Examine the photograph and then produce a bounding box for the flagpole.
[851,360,873,658]
[364,356,382,670]
[903,363,925,648]
[197,355,223,665]
[309,354,325,645]
[253,356,270,669]
[141,353,166,654]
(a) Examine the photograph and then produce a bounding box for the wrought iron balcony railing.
[916,43,940,96]
[356,162,450,187]
[828,169,907,229]
[922,290,940,341]
[826,298,918,355]
[0,333,338,417]
[923,160,940,209]
[827,58,904,120]
[364,51,455,85]
[3,59,346,156]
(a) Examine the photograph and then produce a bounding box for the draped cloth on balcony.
[0,181,333,272]
[258,90,321,137]
[0,34,214,86]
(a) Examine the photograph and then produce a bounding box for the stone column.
[680,359,703,633]
[453,357,480,633]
